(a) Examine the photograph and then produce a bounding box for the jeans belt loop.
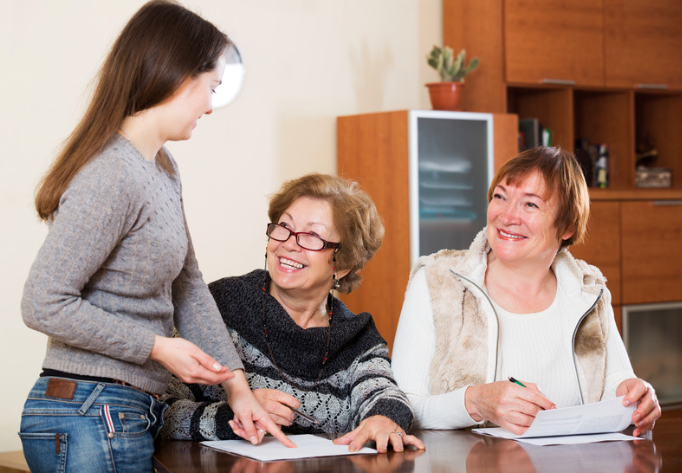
[78,382,106,415]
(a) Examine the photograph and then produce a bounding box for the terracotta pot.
[426,81,465,111]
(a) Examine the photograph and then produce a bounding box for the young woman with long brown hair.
[18,2,292,471]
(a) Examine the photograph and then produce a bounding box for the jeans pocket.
[18,432,68,473]
[104,405,151,437]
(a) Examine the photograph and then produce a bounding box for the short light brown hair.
[268,173,384,293]
[487,147,590,247]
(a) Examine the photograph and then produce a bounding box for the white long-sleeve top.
[391,254,635,430]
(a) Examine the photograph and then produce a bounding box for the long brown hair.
[35,0,230,221]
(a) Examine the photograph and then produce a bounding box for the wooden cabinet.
[442,0,682,341]
[605,0,682,89]
[445,0,682,196]
[621,200,682,304]
[505,0,604,86]
[337,110,518,350]
[569,201,622,305]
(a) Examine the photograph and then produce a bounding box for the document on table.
[473,396,639,446]
[201,434,377,461]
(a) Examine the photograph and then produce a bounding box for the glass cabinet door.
[409,111,493,263]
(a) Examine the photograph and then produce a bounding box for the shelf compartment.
[635,92,682,191]
[507,86,573,149]
[574,89,634,190]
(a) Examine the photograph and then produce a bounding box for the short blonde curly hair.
[268,173,384,293]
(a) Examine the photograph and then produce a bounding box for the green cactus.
[427,46,479,82]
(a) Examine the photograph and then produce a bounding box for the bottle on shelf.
[596,144,609,188]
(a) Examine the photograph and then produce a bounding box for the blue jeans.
[19,377,167,473]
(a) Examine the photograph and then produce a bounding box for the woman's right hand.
[224,371,297,448]
[149,335,235,385]
[465,380,556,435]
[253,388,301,426]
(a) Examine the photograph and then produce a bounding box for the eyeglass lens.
[267,224,326,250]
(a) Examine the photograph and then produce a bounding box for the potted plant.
[426,46,479,111]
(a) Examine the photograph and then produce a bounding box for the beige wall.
[0,0,441,452]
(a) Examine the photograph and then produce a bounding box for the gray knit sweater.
[160,270,414,441]
[21,135,243,394]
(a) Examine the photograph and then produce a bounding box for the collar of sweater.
[208,270,387,380]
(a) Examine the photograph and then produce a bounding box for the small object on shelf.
[635,134,658,167]
[574,138,596,187]
[425,46,479,111]
[596,144,609,188]
[542,128,552,146]
[635,167,672,188]
[518,118,540,150]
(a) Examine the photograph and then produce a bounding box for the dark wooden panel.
[337,111,411,351]
[621,200,682,304]
[505,0,604,86]
[570,201,622,304]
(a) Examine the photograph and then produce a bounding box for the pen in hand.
[509,377,553,410]
[292,408,320,424]
[509,376,526,387]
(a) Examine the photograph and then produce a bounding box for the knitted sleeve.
[159,376,239,441]
[171,217,244,372]
[21,154,156,364]
[349,343,415,432]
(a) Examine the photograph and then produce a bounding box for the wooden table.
[153,409,682,473]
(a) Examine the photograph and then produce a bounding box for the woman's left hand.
[616,377,661,437]
[333,415,425,453]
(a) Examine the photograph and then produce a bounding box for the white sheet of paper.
[472,396,636,444]
[515,432,639,446]
[201,434,377,461]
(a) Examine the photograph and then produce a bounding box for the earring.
[264,248,268,271]
[332,254,340,290]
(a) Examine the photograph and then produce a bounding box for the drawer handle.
[637,83,669,90]
[542,78,576,86]
[653,200,682,206]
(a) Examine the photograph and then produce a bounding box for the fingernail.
[623,399,630,406]
[635,413,641,421]
[250,436,258,444]
[213,362,222,371]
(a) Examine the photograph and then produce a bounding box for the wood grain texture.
[0,451,29,473]
[574,90,634,190]
[493,112,519,171]
[621,200,682,304]
[605,0,682,89]
[635,93,682,190]
[443,0,507,113]
[570,201,622,304]
[507,86,573,149]
[337,111,411,351]
[504,0,605,86]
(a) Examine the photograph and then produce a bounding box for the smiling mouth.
[498,229,526,240]
[279,257,305,270]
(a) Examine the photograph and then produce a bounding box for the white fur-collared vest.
[410,230,611,405]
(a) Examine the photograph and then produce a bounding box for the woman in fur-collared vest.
[391,147,660,437]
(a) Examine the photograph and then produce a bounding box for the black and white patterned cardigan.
[160,269,414,441]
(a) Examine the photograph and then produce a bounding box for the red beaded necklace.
[261,273,332,392]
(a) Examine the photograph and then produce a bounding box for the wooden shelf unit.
[336,110,519,350]
[443,0,682,329]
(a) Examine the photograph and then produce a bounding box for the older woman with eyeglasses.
[160,173,425,453]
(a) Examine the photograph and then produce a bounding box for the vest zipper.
[571,288,604,405]
[449,269,501,382]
